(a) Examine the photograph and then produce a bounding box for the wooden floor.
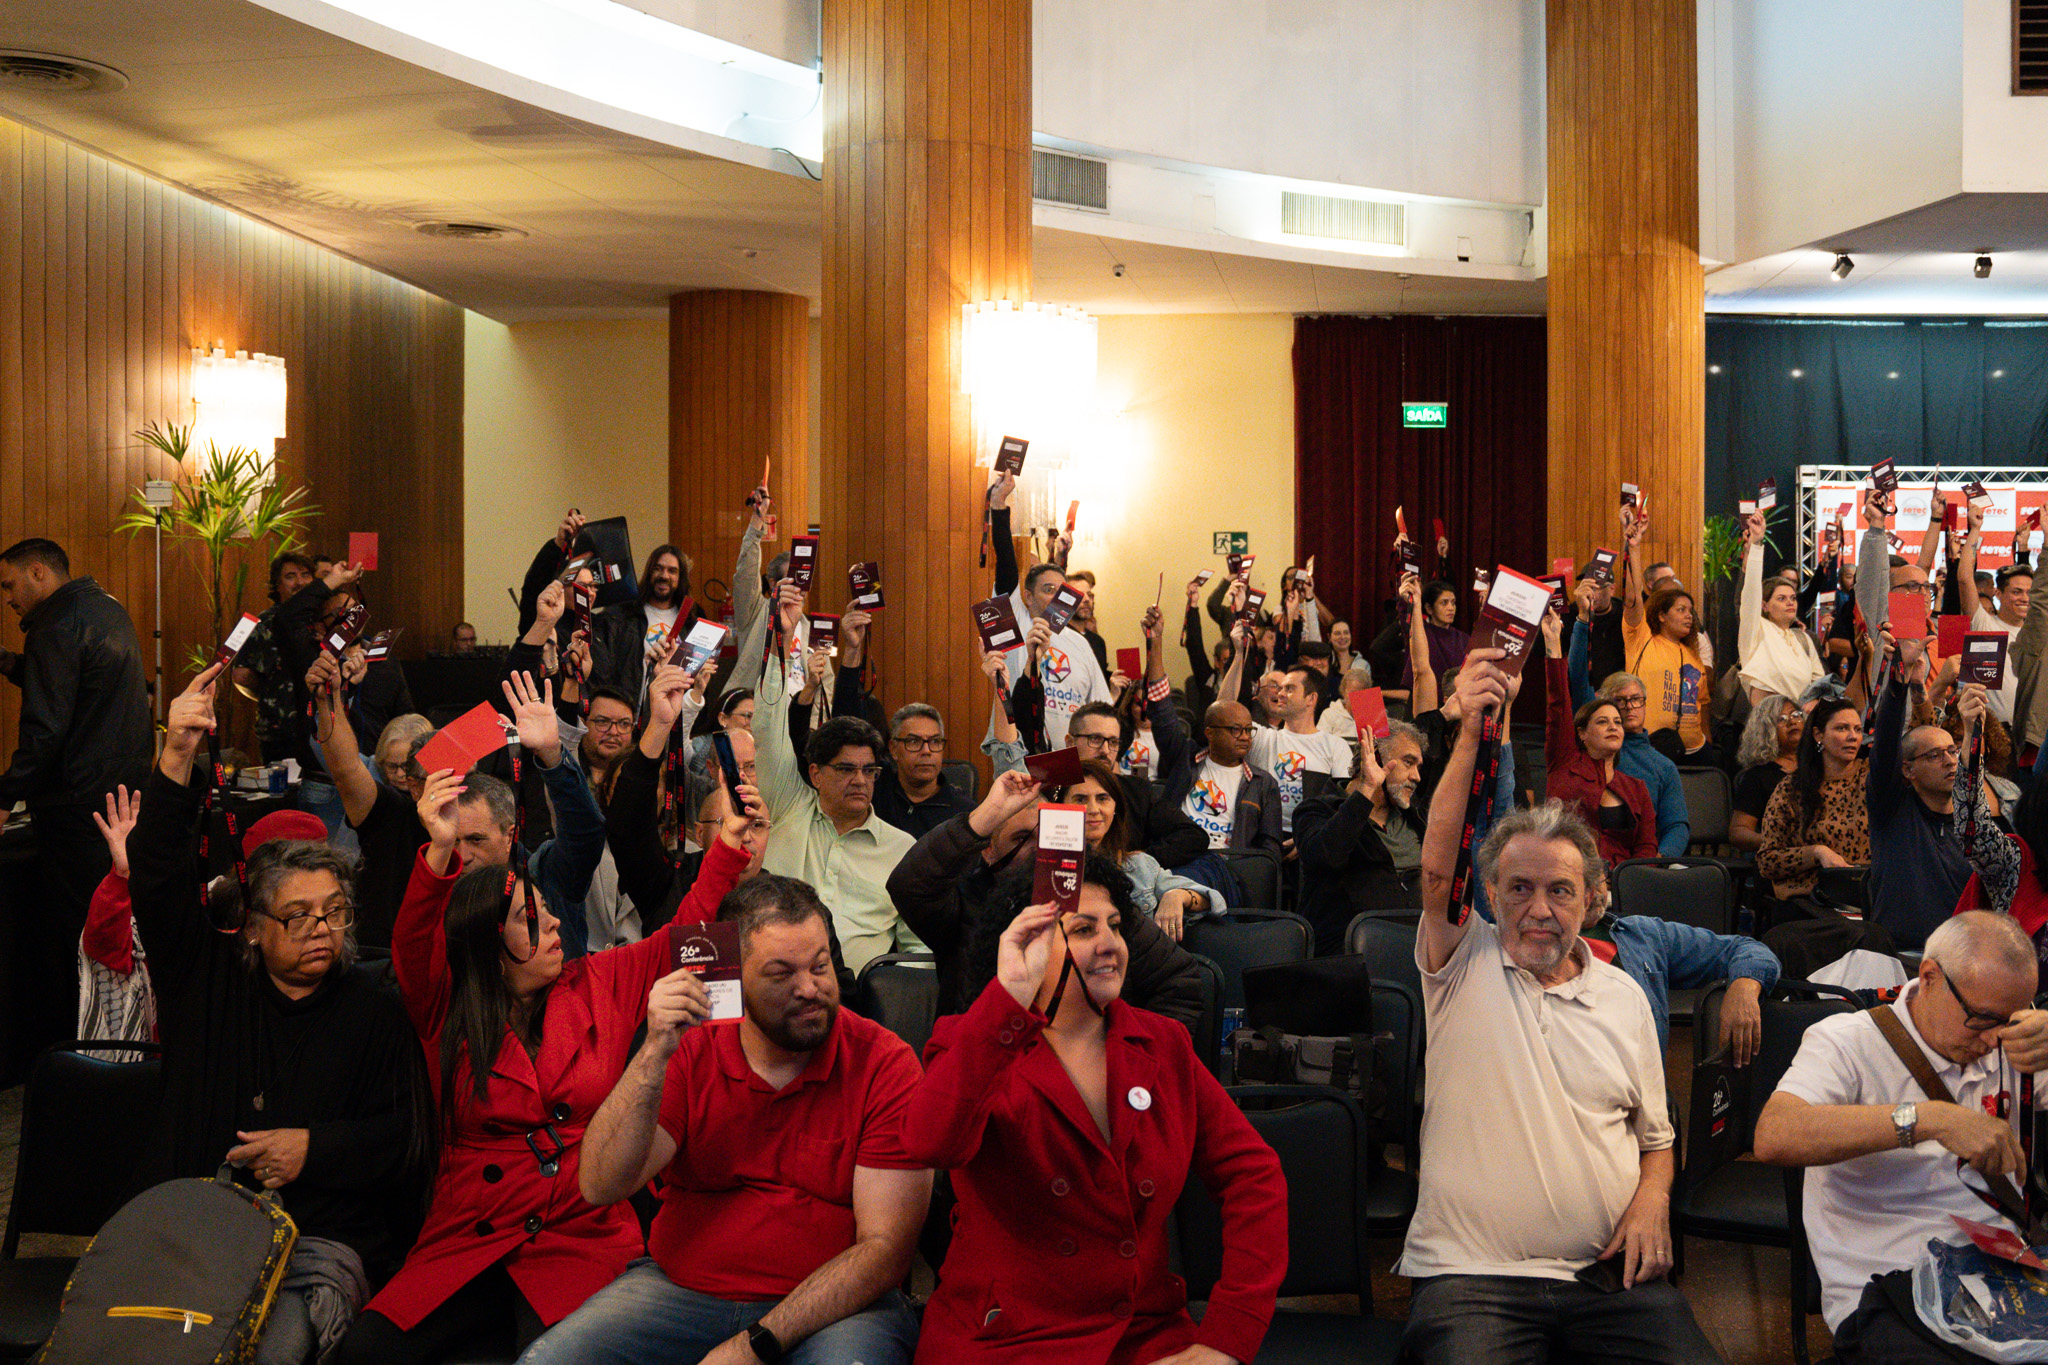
[0,1019,1836,1363]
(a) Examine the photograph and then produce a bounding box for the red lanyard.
[198,730,250,921]
[1443,713,1502,927]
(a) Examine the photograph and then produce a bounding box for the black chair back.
[1175,1085,1369,1302]
[1368,979,1422,1161]
[851,954,941,1059]
[1212,848,1282,911]
[1678,765,1734,851]
[1343,915,1422,1017]
[939,761,979,802]
[1182,911,1313,1011]
[4,1042,163,1256]
[1611,858,1734,935]
[1187,954,1225,1077]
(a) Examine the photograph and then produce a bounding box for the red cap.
[241,810,328,856]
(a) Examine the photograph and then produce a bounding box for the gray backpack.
[35,1167,296,1365]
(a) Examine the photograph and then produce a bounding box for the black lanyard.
[499,741,540,963]
[1443,713,1502,927]
[198,729,250,918]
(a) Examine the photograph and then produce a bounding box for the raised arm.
[754,580,809,821]
[1406,577,1441,715]
[1737,515,1766,667]
[1958,500,1986,621]
[308,653,377,827]
[989,473,1019,597]
[1542,614,1573,769]
[125,665,228,990]
[577,970,710,1206]
[1419,655,1508,971]
[1918,488,1948,573]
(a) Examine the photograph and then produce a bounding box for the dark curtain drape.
[1293,312,1548,646]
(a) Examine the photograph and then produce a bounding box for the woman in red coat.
[1544,611,1658,867]
[332,762,753,1363]
[903,855,1288,1365]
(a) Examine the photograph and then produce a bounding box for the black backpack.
[35,1167,296,1365]
[1229,954,1383,1108]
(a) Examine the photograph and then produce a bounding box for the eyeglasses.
[1909,744,1958,764]
[826,763,883,779]
[1936,963,2020,1031]
[1207,724,1256,738]
[892,735,945,752]
[1610,696,1648,711]
[586,716,633,733]
[262,900,354,939]
[1071,732,1119,750]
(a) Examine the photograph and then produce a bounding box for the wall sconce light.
[191,347,288,472]
[960,301,1099,529]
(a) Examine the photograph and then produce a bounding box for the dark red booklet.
[1470,567,1553,675]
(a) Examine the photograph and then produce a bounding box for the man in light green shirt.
[757,591,927,973]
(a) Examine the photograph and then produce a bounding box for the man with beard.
[1398,657,1716,1365]
[1294,721,1427,954]
[602,543,700,706]
[522,876,930,1365]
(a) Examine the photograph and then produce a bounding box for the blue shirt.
[1605,913,1780,1051]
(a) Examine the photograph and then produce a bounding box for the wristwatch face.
[1893,1101,1916,1144]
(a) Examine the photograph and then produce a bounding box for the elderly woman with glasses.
[125,663,423,1364]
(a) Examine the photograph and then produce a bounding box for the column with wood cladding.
[1546,0,1704,591]
[820,0,1033,765]
[668,290,809,620]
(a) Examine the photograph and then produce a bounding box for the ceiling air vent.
[1033,150,1109,212]
[1281,191,1405,247]
[0,51,129,94]
[2018,0,2048,93]
[415,221,528,241]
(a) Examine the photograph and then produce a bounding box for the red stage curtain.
[1293,314,1548,635]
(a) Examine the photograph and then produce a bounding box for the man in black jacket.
[885,771,1205,1030]
[0,537,153,1051]
[598,543,700,706]
[1295,721,1428,954]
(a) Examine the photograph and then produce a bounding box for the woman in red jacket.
[903,856,1287,1365]
[331,762,756,1363]
[1544,610,1658,867]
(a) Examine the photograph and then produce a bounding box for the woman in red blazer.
[903,855,1287,1365]
[1544,611,1659,867]
[332,766,754,1363]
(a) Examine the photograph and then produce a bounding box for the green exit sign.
[1403,401,1449,429]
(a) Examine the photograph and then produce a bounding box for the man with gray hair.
[1294,719,1430,954]
[1399,653,1718,1364]
[869,701,973,838]
[1757,911,2048,1361]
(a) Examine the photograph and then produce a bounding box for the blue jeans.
[516,1259,917,1365]
[1403,1273,1722,1365]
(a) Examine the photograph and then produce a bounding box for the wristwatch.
[1891,1100,1919,1148]
[745,1323,785,1364]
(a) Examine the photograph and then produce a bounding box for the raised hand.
[321,560,365,592]
[1185,575,1206,610]
[1141,604,1163,642]
[93,785,141,880]
[416,768,465,864]
[644,969,712,1054]
[645,664,692,731]
[165,662,224,768]
[562,630,591,681]
[501,671,562,767]
[988,471,1016,511]
[556,507,586,551]
[718,782,769,850]
[1540,608,1564,657]
[841,606,873,656]
[534,579,566,630]
[774,577,805,636]
[997,903,1061,1012]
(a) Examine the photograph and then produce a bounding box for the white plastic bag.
[1912,1237,2048,1361]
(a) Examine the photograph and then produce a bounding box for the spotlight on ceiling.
[1975,254,1993,279]
[1830,252,1854,281]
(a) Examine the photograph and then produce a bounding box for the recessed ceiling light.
[1993,369,2006,378]
[414,221,527,241]
[1790,368,1804,378]
[1887,371,1899,379]
[1707,364,1722,374]
[0,50,129,93]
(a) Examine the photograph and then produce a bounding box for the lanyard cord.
[1442,714,1502,927]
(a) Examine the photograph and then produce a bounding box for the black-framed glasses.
[1207,724,1255,738]
[1937,963,2020,1031]
[1610,695,1648,711]
[586,716,634,733]
[826,763,883,779]
[891,735,945,752]
[262,900,354,939]
[1070,732,1119,749]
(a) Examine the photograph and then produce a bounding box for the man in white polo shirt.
[1756,912,2048,1363]
[1398,656,1719,1365]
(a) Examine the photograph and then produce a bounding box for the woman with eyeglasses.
[903,863,1287,1365]
[1618,502,1715,761]
[1756,698,1871,916]
[1729,694,1808,854]
[1735,510,1826,705]
[332,739,761,1365]
[127,663,422,1364]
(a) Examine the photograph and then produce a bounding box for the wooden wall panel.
[0,116,464,757]
[1546,0,1705,591]
[668,290,810,608]
[820,0,1032,766]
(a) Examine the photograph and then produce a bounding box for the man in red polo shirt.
[520,875,931,1365]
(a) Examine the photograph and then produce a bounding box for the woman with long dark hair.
[902,860,1287,1364]
[1071,759,1222,940]
[1756,697,1869,905]
[333,672,757,1365]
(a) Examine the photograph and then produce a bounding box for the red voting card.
[1539,574,1569,614]
[1472,567,1553,675]
[1590,548,1618,585]
[1950,1215,2045,1270]
[1551,556,1576,580]
[1115,647,1141,678]
[848,562,885,611]
[1227,552,1256,580]
[788,535,819,591]
[1194,569,1216,587]
[1946,501,1963,534]
[1394,505,1408,540]
[1024,747,1086,790]
[1042,583,1085,635]
[1242,588,1268,622]
[1738,500,1756,515]
[361,628,399,661]
[1348,688,1391,741]
[808,613,840,654]
[348,532,378,571]
[1888,588,1931,645]
[1033,804,1087,914]
[1938,615,1971,659]
[1966,478,1993,508]
[216,612,261,666]
[1432,517,1446,543]
[1065,501,1079,536]
[1871,458,1898,495]
[1963,632,2010,689]
[322,601,369,656]
[667,920,742,1021]
[994,435,1029,475]
[415,701,510,776]
[972,596,1023,652]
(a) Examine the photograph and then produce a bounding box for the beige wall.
[463,315,671,642]
[461,310,1298,658]
[1068,313,1297,662]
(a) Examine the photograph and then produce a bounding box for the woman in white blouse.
[1736,509,1826,704]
